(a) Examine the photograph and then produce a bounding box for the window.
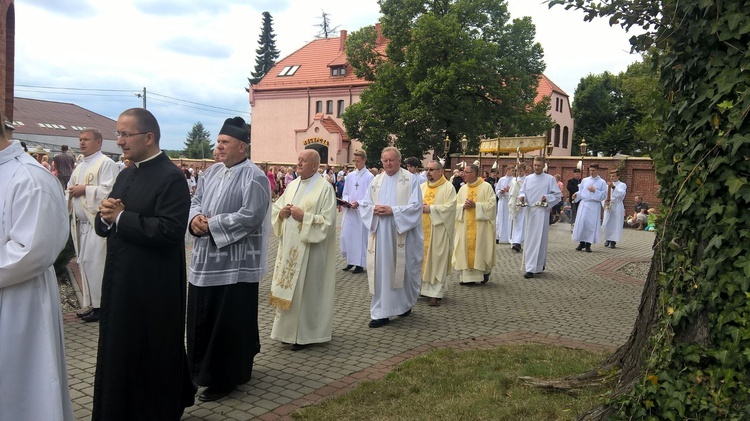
[553,124,560,148]
[278,65,300,76]
[331,68,338,76]
[562,127,569,149]
[331,66,347,77]
[337,100,345,117]
[315,101,323,114]
[326,100,333,114]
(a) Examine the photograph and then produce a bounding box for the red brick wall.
[453,155,659,213]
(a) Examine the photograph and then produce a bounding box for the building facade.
[250,26,574,166]
[1,1,14,121]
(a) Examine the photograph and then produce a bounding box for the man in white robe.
[271,150,337,349]
[187,117,271,402]
[601,169,627,248]
[340,150,374,274]
[572,164,607,252]
[495,166,514,244]
[420,160,456,306]
[453,164,496,285]
[68,128,119,322]
[360,146,423,328]
[508,164,527,252]
[0,119,74,421]
[518,157,561,279]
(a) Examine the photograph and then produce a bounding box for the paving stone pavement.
[62,213,655,420]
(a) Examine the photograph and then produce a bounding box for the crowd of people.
[0,105,655,419]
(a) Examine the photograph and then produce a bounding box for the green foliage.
[343,0,552,161]
[248,11,280,86]
[182,122,214,159]
[550,0,750,418]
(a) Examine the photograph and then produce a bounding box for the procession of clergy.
[2,105,627,420]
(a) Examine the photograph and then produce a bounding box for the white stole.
[69,154,107,252]
[366,169,412,294]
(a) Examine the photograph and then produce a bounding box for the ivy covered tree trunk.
[547,0,750,419]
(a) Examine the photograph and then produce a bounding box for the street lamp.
[546,140,554,158]
[443,135,451,159]
[579,139,588,174]
[460,135,468,167]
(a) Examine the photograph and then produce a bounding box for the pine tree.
[183,122,214,159]
[248,11,280,87]
[315,10,340,39]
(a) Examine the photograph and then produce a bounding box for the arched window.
[562,127,569,149]
[554,124,561,147]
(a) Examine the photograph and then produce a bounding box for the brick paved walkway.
[63,214,654,420]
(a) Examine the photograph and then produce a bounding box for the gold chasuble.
[452,178,497,278]
[420,176,456,285]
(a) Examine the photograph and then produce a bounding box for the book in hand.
[337,198,353,208]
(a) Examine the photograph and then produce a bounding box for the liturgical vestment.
[572,174,607,244]
[270,173,337,344]
[495,174,513,243]
[0,141,74,421]
[420,176,456,299]
[340,167,374,267]
[360,168,423,319]
[601,180,627,243]
[519,172,561,274]
[453,179,496,282]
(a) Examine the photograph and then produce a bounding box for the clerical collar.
[224,157,248,168]
[81,151,103,163]
[427,175,447,188]
[134,150,162,168]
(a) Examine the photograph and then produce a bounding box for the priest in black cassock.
[186,117,271,402]
[94,108,195,421]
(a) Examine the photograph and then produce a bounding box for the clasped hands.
[99,198,125,224]
[279,204,305,221]
[463,199,475,209]
[191,214,210,236]
[373,205,393,216]
[68,184,87,198]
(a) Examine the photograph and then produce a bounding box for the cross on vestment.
[209,251,229,263]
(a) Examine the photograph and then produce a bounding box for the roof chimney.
[339,29,347,52]
[375,23,385,45]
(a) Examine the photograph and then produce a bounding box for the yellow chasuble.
[453,177,497,275]
[465,178,483,267]
[421,177,447,264]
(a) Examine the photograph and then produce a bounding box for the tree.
[545,0,750,419]
[248,11,280,87]
[343,0,553,163]
[315,10,340,39]
[183,122,214,159]
[572,71,624,156]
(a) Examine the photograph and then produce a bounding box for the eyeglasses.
[115,131,148,139]
[426,168,440,171]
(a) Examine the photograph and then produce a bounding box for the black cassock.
[93,152,195,421]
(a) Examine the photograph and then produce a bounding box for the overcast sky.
[15,0,639,151]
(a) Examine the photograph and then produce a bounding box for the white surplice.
[509,175,526,245]
[601,180,627,243]
[340,167,374,267]
[572,175,607,244]
[68,151,119,307]
[360,169,423,319]
[0,141,74,421]
[271,174,337,344]
[519,173,561,274]
[495,175,513,243]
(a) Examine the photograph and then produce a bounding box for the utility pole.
[135,87,147,109]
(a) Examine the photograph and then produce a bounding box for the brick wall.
[451,155,659,214]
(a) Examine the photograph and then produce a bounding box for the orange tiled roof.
[318,114,349,141]
[535,74,568,103]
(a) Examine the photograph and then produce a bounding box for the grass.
[292,344,609,421]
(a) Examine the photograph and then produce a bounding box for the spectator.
[627,195,650,230]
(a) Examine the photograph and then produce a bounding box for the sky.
[15,0,640,151]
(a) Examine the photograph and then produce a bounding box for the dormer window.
[331,66,347,77]
[278,65,300,76]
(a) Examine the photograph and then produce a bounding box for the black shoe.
[81,308,100,323]
[524,272,534,279]
[585,243,592,253]
[609,242,616,249]
[399,309,411,317]
[368,318,390,328]
[481,273,490,284]
[352,266,364,274]
[198,385,234,402]
[575,242,585,251]
[459,282,475,286]
[496,239,500,244]
[342,264,354,271]
[76,307,94,318]
[291,343,308,351]
[512,243,521,252]
[604,241,611,247]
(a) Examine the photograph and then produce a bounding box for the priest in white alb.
[508,163,527,252]
[271,149,337,349]
[518,156,561,279]
[0,116,74,421]
[572,164,607,252]
[495,165,514,244]
[453,164,496,285]
[359,146,423,328]
[420,160,456,306]
[601,169,627,249]
[340,149,373,274]
[68,128,119,322]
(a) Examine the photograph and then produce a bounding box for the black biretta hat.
[219,117,249,143]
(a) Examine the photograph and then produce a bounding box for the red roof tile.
[318,115,349,141]
[535,74,568,103]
